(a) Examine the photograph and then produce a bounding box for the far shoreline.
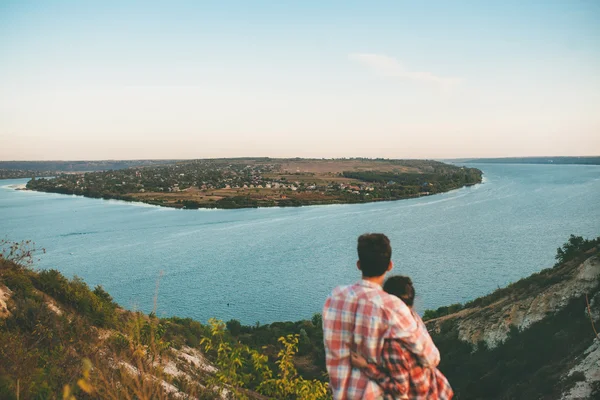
[17,180,483,211]
[20,158,484,210]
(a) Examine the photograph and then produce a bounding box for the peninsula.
[25,158,483,209]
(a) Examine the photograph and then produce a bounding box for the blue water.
[1,164,599,325]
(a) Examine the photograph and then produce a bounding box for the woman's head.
[383,275,415,307]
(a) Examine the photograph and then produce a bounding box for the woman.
[350,276,453,400]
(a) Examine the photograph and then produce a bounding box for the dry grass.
[279,160,419,174]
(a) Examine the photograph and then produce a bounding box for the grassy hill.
[0,240,327,400]
[1,235,599,399]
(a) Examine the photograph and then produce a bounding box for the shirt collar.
[357,279,382,289]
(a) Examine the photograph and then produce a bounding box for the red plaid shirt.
[363,312,453,400]
[323,280,440,400]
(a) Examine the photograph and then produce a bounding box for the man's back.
[323,280,420,400]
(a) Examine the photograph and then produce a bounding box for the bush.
[33,270,118,328]
[555,235,599,266]
[2,270,35,295]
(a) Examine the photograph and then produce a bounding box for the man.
[323,233,440,399]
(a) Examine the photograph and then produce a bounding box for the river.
[1,163,599,324]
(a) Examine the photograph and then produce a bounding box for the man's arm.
[323,295,352,399]
[360,350,410,399]
[384,300,440,367]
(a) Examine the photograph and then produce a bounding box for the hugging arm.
[386,305,440,367]
[351,347,410,398]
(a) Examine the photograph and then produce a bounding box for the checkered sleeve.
[434,369,454,400]
[385,304,440,368]
[323,294,353,399]
[361,341,410,398]
[383,340,453,400]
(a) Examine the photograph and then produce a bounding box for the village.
[25,158,482,209]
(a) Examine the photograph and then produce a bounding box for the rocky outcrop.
[561,339,600,399]
[0,284,11,319]
[427,253,600,348]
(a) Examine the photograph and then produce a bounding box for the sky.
[1,0,599,160]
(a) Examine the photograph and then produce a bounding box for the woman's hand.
[350,351,369,369]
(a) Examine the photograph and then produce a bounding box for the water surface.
[1,164,599,324]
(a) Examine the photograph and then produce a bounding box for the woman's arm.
[350,352,388,382]
[350,344,410,398]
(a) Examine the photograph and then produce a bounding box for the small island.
[25,158,483,209]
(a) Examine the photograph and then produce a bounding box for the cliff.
[424,237,600,399]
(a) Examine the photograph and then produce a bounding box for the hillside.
[1,235,599,399]
[424,235,600,399]
[24,158,483,209]
[0,240,328,400]
[0,160,180,179]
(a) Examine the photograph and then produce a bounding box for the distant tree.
[311,313,322,328]
[555,235,599,266]
[226,319,242,336]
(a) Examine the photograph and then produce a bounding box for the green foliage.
[422,303,464,321]
[33,270,119,328]
[234,317,327,379]
[342,166,482,191]
[200,320,330,400]
[162,316,207,348]
[311,313,322,328]
[555,234,599,266]
[0,269,98,399]
[139,314,172,358]
[226,318,243,336]
[200,318,273,399]
[258,334,330,399]
[2,269,35,296]
[215,196,259,209]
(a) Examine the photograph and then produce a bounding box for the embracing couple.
[323,233,453,400]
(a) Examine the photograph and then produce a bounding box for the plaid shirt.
[363,312,453,400]
[323,280,440,400]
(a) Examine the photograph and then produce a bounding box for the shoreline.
[20,180,483,211]
[3,183,27,190]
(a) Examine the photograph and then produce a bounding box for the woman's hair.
[383,275,415,307]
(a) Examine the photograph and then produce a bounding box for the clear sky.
[1,0,599,160]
